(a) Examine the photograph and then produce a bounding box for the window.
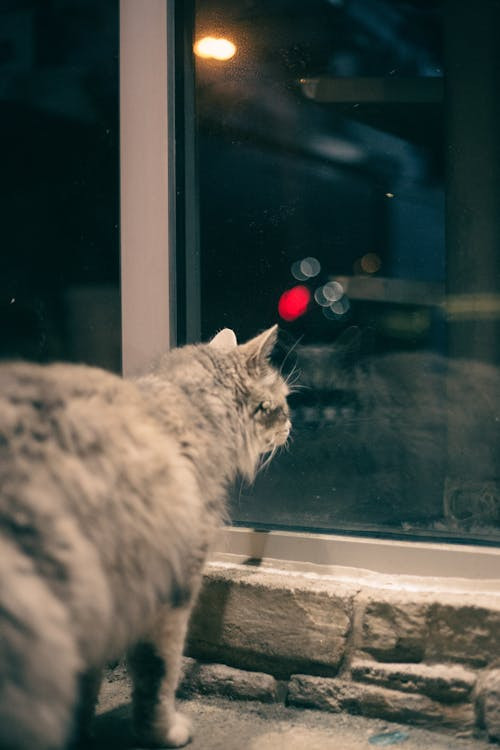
[0,0,120,372]
[119,1,499,548]
[192,0,500,545]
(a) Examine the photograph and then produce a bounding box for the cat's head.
[210,325,291,480]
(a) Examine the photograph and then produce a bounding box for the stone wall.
[184,562,500,741]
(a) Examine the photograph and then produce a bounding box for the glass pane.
[0,0,120,371]
[194,0,500,543]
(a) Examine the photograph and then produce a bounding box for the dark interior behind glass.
[0,0,120,371]
[194,0,500,543]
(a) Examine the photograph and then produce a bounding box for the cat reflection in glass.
[0,326,290,749]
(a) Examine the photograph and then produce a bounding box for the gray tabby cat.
[0,326,290,750]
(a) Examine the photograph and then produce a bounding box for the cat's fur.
[0,326,290,750]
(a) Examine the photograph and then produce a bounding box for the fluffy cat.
[0,325,290,750]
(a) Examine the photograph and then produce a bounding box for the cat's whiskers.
[235,477,246,506]
[287,381,309,395]
[284,358,307,391]
[279,334,303,378]
[279,337,305,395]
[286,373,304,392]
[256,445,279,476]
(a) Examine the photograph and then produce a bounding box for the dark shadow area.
[90,705,133,750]
[0,1,120,370]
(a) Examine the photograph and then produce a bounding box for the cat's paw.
[163,711,192,748]
[135,711,192,748]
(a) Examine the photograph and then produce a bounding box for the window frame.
[119,0,500,580]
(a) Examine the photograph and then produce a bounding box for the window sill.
[213,526,500,589]
[185,529,500,737]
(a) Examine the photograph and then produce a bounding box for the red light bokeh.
[278,285,311,321]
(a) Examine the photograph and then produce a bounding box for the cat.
[0,325,291,750]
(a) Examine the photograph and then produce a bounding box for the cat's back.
[0,359,134,418]
[0,359,201,547]
[1,358,154,444]
[1,361,140,481]
[0,360,189,503]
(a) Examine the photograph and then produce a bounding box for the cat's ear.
[240,325,278,371]
[209,328,238,351]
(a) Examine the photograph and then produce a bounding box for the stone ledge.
[183,560,500,738]
[179,657,281,703]
[287,674,476,730]
[187,565,355,679]
[426,604,500,668]
[357,593,500,667]
[351,660,477,703]
[103,658,500,740]
[477,669,500,741]
[359,599,428,662]
[188,564,500,676]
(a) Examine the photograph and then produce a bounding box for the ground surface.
[94,679,493,750]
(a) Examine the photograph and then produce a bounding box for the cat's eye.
[254,401,271,415]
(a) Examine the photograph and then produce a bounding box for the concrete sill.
[214,527,500,583]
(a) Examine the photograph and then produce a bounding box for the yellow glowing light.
[385,192,395,198]
[194,36,236,61]
[360,253,382,274]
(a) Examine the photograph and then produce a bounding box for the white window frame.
[119,0,500,585]
[120,0,173,377]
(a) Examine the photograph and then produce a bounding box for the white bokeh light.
[322,295,350,319]
[323,281,344,302]
[291,260,308,281]
[299,256,321,278]
[314,286,330,307]
[332,297,350,315]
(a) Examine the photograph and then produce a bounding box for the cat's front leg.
[127,603,194,748]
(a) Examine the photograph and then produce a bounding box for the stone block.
[360,600,428,662]
[179,658,279,702]
[476,668,500,741]
[351,659,476,703]
[287,674,343,712]
[188,568,353,678]
[287,675,475,729]
[426,603,500,667]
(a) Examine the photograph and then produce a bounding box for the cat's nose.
[275,420,291,445]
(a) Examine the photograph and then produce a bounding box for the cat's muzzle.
[275,420,291,446]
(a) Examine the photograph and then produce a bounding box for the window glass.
[0,0,120,371]
[194,0,500,543]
